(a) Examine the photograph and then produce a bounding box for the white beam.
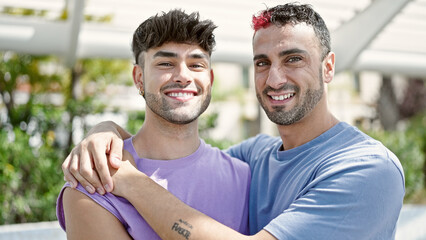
[0,17,69,55]
[353,50,426,78]
[331,0,411,72]
[77,26,132,60]
[65,0,84,67]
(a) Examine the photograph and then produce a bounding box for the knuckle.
[69,165,79,175]
[79,168,92,177]
[96,163,106,171]
[87,140,95,148]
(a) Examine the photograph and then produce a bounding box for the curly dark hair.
[252,3,331,59]
[132,9,217,67]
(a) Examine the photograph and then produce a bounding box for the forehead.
[146,42,210,59]
[253,23,321,57]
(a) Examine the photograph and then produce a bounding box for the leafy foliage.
[0,5,134,225]
[126,111,145,135]
[0,52,131,224]
[0,107,65,224]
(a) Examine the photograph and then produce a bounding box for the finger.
[91,143,114,193]
[68,152,95,193]
[62,153,77,188]
[79,147,106,195]
[109,137,124,169]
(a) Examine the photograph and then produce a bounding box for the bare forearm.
[88,121,132,139]
[123,174,251,240]
[113,122,132,140]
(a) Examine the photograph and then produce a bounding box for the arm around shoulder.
[119,171,278,240]
[62,188,132,240]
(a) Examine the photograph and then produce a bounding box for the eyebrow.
[253,48,308,61]
[279,48,308,57]
[153,51,209,60]
[253,54,268,61]
[153,51,177,58]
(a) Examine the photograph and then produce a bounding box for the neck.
[132,112,200,160]
[276,99,339,150]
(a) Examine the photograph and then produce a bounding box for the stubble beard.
[257,72,324,126]
[144,88,211,125]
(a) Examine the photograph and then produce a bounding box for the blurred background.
[0,0,425,239]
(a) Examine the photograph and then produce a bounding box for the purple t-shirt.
[57,138,250,239]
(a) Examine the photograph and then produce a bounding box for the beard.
[144,84,211,125]
[257,70,324,126]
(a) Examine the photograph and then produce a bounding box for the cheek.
[144,79,162,93]
[196,73,214,89]
[254,72,267,88]
[150,73,171,86]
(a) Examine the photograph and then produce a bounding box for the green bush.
[0,127,64,224]
[0,52,131,224]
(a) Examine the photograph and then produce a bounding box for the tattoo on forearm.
[171,219,192,239]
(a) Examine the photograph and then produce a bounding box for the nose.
[173,64,193,85]
[266,64,287,89]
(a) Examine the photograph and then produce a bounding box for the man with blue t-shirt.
[62,3,405,239]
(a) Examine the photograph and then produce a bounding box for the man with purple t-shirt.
[57,10,250,240]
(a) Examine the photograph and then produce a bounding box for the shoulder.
[240,133,281,148]
[322,123,403,171]
[61,188,131,240]
[203,141,250,170]
[57,182,129,230]
[301,123,405,204]
[316,124,405,193]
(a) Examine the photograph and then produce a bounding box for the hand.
[109,159,145,197]
[62,121,124,194]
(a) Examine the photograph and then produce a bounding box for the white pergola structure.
[1,0,426,77]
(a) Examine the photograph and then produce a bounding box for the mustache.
[262,84,300,94]
[160,82,201,92]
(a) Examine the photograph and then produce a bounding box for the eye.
[190,63,203,68]
[255,60,270,67]
[158,62,173,67]
[287,56,302,63]
[188,61,208,71]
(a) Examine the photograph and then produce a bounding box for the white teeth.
[271,93,294,101]
[168,92,194,98]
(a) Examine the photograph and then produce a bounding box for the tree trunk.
[377,75,399,131]
[66,62,83,153]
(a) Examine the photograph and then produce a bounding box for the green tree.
[0,4,133,224]
[0,51,131,224]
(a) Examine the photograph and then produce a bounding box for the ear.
[133,64,144,90]
[323,52,335,84]
[210,69,214,85]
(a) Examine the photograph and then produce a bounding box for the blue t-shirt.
[227,122,405,240]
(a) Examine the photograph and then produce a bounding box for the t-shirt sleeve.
[56,183,127,231]
[264,154,405,240]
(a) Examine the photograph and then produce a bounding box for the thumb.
[109,137,124,168]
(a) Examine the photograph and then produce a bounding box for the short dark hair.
[132,9,217,66]
[252,3,331,59]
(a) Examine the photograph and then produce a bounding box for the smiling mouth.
[270,93,295,101]
[167,92,195,98]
